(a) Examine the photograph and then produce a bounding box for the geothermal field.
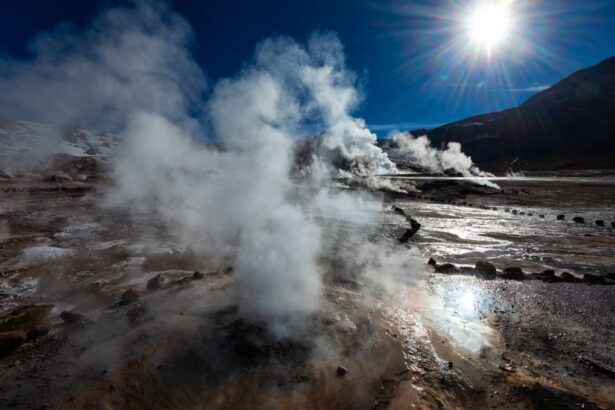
[1,1,615,409]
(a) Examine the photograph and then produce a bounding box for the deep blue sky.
[1,0,614,134]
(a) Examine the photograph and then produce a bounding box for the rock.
[27,325,50,341]
[336,366,348,376]
[60,310,88,324]
[474,261,497,280]
[499,267,526,280]
[435,263,458,274]
[448,361,453,369]
[557,214,565,220]
[398,218,421,243]
[539,215,545,218]
[0,335,24,357]
[528,213,533,216]
[427,258,437,266]
[596,220,605,226]
[120,288,141,305]
[392,206,405,215]
[573,216,585,223]
[512,210,518,215]
[611,221,615,229]
[583,273,606,284]
[192,270,205,280]
[559,272,576,282]
[146,274,167,291]
[606,273,615,281]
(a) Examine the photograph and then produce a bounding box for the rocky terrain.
[1,157,614,409]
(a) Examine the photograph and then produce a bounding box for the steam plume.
[0,0,422,334]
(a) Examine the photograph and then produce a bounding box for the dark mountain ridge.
[421,57,615,170]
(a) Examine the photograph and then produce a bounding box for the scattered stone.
[146,274,167,291]
[539,215,545,218]
[120,288,141,305]
[512,210,518,215]
[573,216,585,223]
[0,335,24,357]
[26,325,50,341]
[475,261,497,280]
[499,362,516,373]
[606,273,615,281]
[559,272,576,281]
[528,213,533,216]
[499,267,526,280]
[60,310,88,324]
[192,270,205,280]
[435,263,458,274]
[448,361,453,369]
[427,258,437,266]
[398,218,421,243]
[557,215,565,220]
[596,220,605,226]
[392,206,405,215]
[611,221,615,229]
[336,366,348,376]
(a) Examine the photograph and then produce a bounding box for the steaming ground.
[1,170,615,409]
[1,1,615,408]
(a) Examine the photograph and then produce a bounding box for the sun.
[465,2,514,55]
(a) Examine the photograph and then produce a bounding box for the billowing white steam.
[0,1,204,131]
[392,133,499,188]
[0,0,422,333]
[392,133,485,177]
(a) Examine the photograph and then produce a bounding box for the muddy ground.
[1,171,614,409]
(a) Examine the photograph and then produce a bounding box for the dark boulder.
[573,216,585,223]
[559,272,576,282]
[0,335,24,357]
[427,258,437,266]
[120,288,141,305]
[336,366,348,376]
[611,221,615,229]
[499,267,526,280]
[392,206,406,215]
[596,220,605,226]
[398,218,421,243]
[60,310,88,324]
[146,274,168,291]
[557,215,565,220]
[474,261,497,280]
[27,325,50,341]
[192,270,205,280]
[435,263,458,274]
[539,215,545,218]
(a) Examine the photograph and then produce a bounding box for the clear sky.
[1,0,614,134]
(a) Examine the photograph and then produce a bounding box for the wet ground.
[1,172,615,409]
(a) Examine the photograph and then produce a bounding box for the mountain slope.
[423,57,615,170]
[0,115,119,176]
